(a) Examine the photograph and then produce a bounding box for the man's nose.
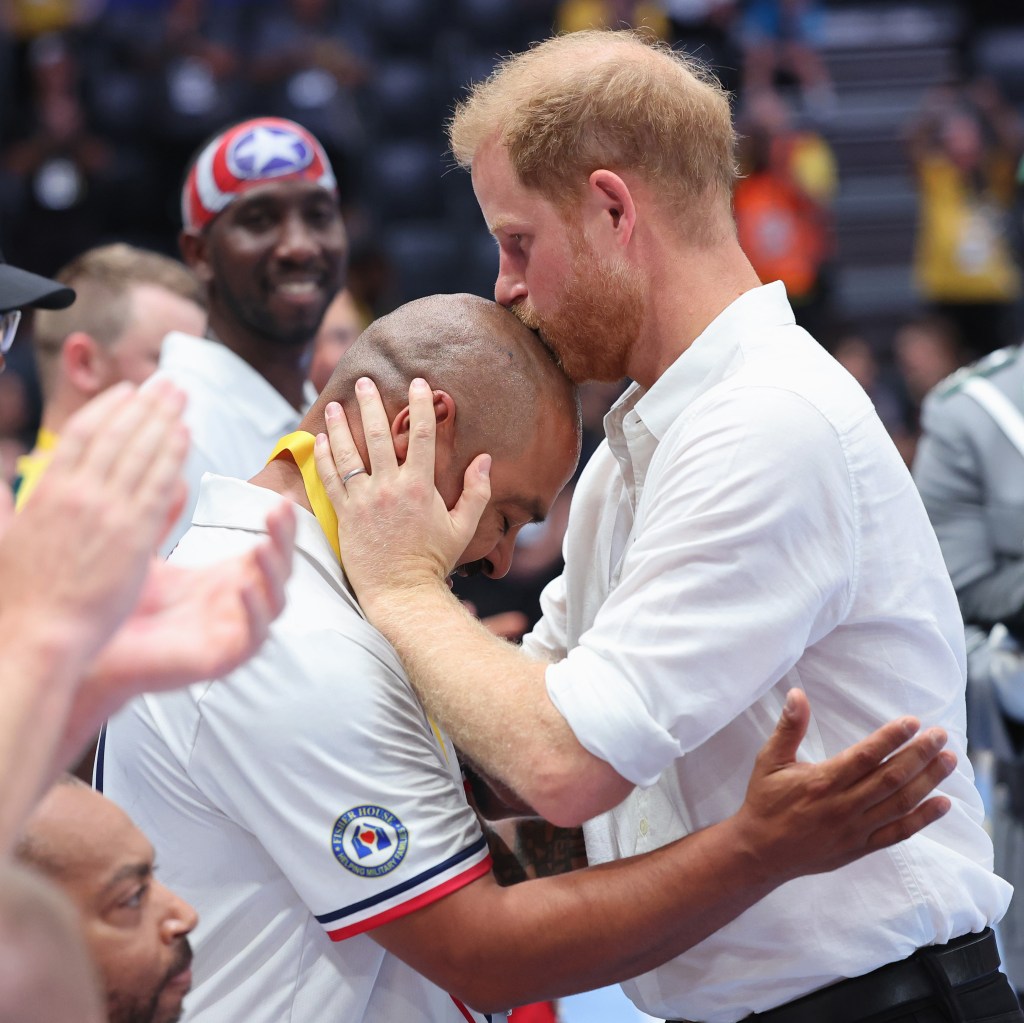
[275,213,319,262]
[494,257,526,308]
[482,534,516,580]
[159,883,198,941]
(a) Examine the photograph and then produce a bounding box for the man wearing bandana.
[157,116,347,555]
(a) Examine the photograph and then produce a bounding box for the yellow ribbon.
[268,430,340,560]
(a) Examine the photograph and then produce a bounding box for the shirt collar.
[190,474,350,596]
[159,332,316,427]
[624,281,796,441]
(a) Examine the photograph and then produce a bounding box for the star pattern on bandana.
[230,125,312,179]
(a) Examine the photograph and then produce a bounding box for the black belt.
[667,928,1002,1023]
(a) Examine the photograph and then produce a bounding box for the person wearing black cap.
[0,248,75,374]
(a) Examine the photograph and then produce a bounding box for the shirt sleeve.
[545,386,858,787]
[186,625,490,942]
[521,572,570,663]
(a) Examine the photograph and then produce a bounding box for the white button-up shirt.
[526,283,1010,1022]
[153,332,315,556]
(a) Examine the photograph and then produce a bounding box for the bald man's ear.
[391,389,455,464]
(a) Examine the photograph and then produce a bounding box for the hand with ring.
[314,377,492,617]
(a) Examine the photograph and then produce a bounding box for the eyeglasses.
[0,310,21,355]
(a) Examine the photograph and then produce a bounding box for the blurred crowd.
[1,0,1023,638]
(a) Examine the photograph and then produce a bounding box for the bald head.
[307,293,579,462]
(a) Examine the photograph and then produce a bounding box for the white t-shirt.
[528,282,1011,1022]
[153,334,316,556]
[99,476,492,1023]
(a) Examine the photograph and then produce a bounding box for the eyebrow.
[101,862,151,896]
[511,498,546,526]
[488,217,518,237]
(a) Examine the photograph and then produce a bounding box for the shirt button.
[639,817,649,837]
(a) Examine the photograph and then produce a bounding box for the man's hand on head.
[315,377,492,618]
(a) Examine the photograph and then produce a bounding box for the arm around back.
[372,690,954,1012]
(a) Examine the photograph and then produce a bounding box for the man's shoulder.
[931,347,1024,403]
[154,334,261,404]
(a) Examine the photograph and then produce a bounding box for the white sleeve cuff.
[545,649,683,788]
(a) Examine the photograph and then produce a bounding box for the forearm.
[365,582,627,824]
[0,622,85,851]
[394,815,773,1012]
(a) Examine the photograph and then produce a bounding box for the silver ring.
[341,467,368,485]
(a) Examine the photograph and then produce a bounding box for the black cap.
[0,254,75,313]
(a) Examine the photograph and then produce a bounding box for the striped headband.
[181,117,337,232]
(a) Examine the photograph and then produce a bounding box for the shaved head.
[308,293,579,462]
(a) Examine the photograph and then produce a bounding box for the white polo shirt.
[153,333,316,556]
[528,283,1011,1022]
[99,476,492,1023]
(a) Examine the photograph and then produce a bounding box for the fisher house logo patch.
[332,805,408,878]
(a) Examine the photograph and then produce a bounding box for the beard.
[106,938,192,1023]
[511,233,645,384]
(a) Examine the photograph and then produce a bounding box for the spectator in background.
[309,287,363,393]
[740,0,835,117]
[145,0,248,224]
[908,80,1023,359]
[556,0,671,39]
[157,115,346,555]
[734,88,837,340]
[14,243,206,507]
[663,0,741,94]
[1,33,115,275]
[247,0,371,204]
[16,777,198,1023]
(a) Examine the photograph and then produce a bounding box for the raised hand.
[0,380,189,666]
[56,502,296,765]
[733,689,954,884]
[87,500,295,696]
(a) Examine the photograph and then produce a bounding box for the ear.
[585,169,637,249]
[391,389,456,464]
[178,228,214,285]
[61,332,107,396]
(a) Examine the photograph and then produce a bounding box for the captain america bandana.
[181,117,337,232]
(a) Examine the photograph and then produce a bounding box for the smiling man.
[16,777,198,1023]
[157,116,347,554]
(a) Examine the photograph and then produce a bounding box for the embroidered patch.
[331,806,408,878]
